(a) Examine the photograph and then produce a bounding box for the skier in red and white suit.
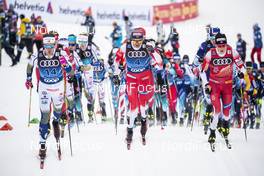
[200,33,251,147]
[115,27,163,147]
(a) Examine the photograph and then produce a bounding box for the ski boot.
[156,107,162,125]
[87,103,94,123]
[217,118,224,137]
[126,128,133,150]
[68,112,75,128]
[208,129,216,152]
[75,111,83,124]
[39,143,47,169]
[187,119,192,127]
[39,143,47,159]
[171,112,177,125]
[249,116,255,129]
[88,111,94,123]
[119,117,125,124]
[52,120,62,159]
[141,119,147,145]
[59,112,67,138]
[101,103,107,123]
[135,113,141,126]
[255,117,261,129]
[101,115,107,123]
[203,114,211,135]
[243,118,249,129]
[10,57,17,67]
[147,108,155,127]
[161,111,168,129]
[179,118,184,127]
[223,120,231,149]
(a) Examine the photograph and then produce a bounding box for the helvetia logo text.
[13,0,53,14]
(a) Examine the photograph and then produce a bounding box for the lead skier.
[25,33,72,166]
[115,27,163,149]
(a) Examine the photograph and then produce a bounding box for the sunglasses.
[69,43,76,47]
[43,44,55,49]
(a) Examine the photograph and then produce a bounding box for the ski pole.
[191,86,199,131]
[28,87,32,127]
[73,81,80,133]
[77,75,85,125]
[64,78,73,156]
[241,87,247,142]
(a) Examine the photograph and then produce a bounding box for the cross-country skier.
[200,33,251,151]
[25,33,72,167]
[115,27,163,149]
[166,51,184,124]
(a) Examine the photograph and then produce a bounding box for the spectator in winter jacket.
[164,26,179,55]
[251,23,262,64]
[82,8,95,40]
[236,33,247,62]
[15,14,35,63]
[1,4,18,66]
[123,15,133,40]
[33,16,47,51]
[110,21,122,48]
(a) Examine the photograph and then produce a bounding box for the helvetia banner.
[7,0,198,26]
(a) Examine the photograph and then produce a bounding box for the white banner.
[7,0,153,26]
[93,4,152,26]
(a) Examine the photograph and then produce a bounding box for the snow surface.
[1,0,264,176]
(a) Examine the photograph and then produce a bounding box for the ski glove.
[25,79,33,89]
[112,75,120,86]
[67,75,75,83]
[205,83,211,95]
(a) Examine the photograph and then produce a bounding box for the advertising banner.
[153,0,199,24]
[7,0,152,26]
[7,0,198,26]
